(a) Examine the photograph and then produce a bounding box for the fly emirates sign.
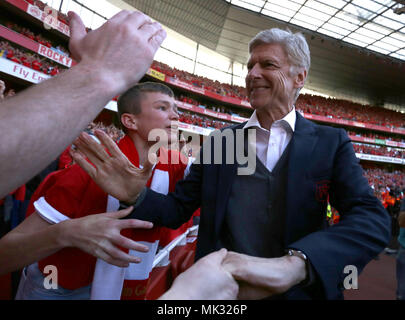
[0,57,50,84]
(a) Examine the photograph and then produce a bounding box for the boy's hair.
[117,82,174,132]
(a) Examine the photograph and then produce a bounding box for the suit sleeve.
[289,129,391,299]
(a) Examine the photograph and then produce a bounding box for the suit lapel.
[285,112,318,244]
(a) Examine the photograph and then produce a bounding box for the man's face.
[246,43,305,113]
[135,92,179,144]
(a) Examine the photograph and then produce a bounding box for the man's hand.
[159,249,239,300]
[58,206,153,267]
[68,10,166,94]
[70,129,154,203]
[222,251,307,300]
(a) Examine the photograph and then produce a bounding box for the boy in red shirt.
[15,82,193,299]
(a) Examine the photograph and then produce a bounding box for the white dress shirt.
[243,108,296,172]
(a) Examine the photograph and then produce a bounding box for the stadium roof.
[225,0,405,61]
[121,0,405,110]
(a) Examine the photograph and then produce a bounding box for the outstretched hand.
[68,10,166,94]
[60,206,154,267]
[70,129,155,203]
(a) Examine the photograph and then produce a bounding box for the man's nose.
[170,108,179,120]
[247,64,262,81]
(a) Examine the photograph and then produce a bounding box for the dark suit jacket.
[130,112,391,299]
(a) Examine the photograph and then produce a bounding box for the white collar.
[244,107,296,133]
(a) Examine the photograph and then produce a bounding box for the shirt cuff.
[286,248,316,288]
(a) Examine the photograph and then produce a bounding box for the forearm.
[0,64,117,197]
[0,222,67,275]
[234,256,306,300]
[224,253,306,298]
[242,255,306,291]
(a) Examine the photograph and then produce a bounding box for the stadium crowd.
[364,167,404,196]
[178,109,231,129]
[347,130,405,144]
[152,60,248,100]
[177,94,251,118]
[296,94,405,129]
[2,18,405,131]
[353,142,404,159]
[0,40,63,76]
[2,20,70,55]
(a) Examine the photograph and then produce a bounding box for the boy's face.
[135,91,179,144]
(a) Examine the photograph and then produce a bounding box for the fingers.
[149,28,167,52]
[203,248,228,265]
[94,245,141,267]
[67,11,87,60]
[70,147,97,178]
[105,206,134,219]
[144,151,158,174]
[94,129,125,160]
[72,133,109,170]
[140,21,164,41]
[115,235,151,253]
[78,132,111,161]
[116,217,153,231]
[123,10,153,31]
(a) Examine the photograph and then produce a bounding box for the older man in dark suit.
[73,28,390,300]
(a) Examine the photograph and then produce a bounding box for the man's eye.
[264,62,276,68]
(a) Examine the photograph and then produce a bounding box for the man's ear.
[294,68,307,89]
[121,113,137,131]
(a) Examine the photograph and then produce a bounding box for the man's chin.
[249,101,268,111]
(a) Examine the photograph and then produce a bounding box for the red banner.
[26,3,70,36]
[38,44,73,67]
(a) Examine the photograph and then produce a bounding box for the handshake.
[159,248,307,300]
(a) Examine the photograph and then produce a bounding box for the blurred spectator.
[0,80,16,101]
